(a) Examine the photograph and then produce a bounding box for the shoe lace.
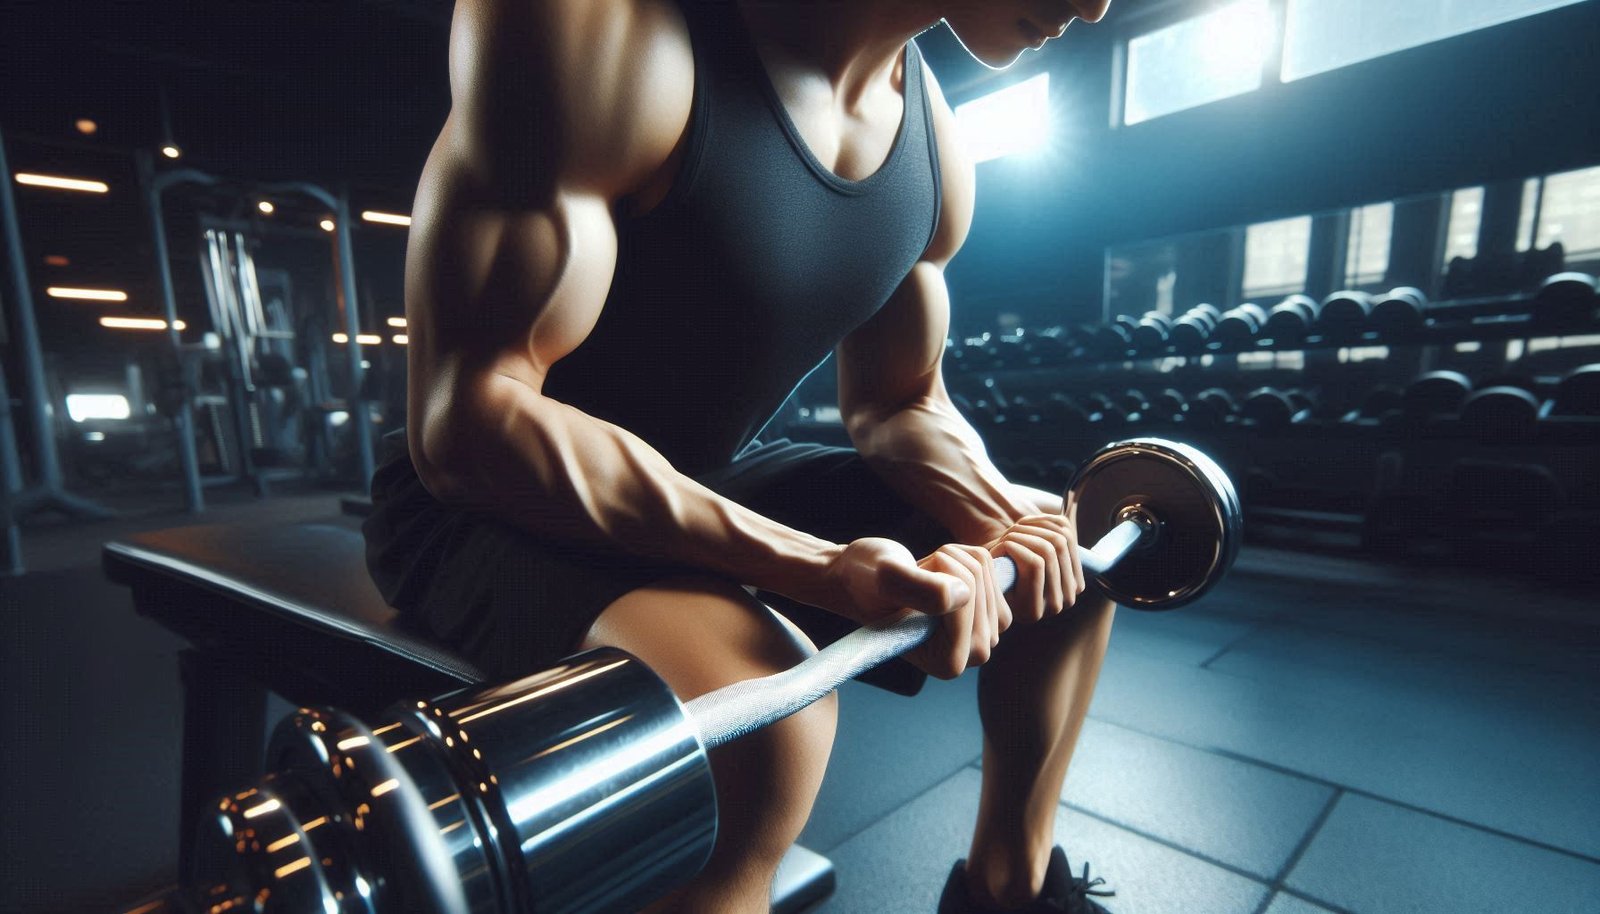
[1069,861,1115,902]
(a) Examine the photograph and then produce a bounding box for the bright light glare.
[48,287,127,302]
[100,316,186,331]
[361,210,412,226]
[1125,0,1271,125]
[75,119,98,135]
[392,334,409,345]
[320,219,336,232]
[331,333,383,345]
[161,145,182,159]
[955,74,1050,164]
[15,173,109,193]
[258,201,275,215]
[386,316,407,327]
[67,394,130,422]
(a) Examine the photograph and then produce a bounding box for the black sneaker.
[937,846,1115,913]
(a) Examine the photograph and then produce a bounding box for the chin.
[950,30,1029,70]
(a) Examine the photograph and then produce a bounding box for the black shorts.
[362,430,950,694]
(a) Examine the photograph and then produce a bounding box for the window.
[1123,0,1274,126]
[1533,165,1600,261]
[1517,178,1540,252]
[1283,0,1588,82]
[1243,215,1312,298]
[955,74,1050,163]
[1444,187,1484,262]
[1345,202,1393,287]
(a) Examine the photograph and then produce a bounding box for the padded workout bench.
[102,515,835,913]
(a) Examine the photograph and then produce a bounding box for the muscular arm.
[837,69,1049,545]
[409,0,839,599]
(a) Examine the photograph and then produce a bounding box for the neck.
[738,0,939,103]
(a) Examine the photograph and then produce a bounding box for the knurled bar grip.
[686,517,1148,749]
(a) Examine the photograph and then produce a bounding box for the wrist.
[752,537,845,606]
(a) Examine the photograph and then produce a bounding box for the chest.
[763,61,908,184]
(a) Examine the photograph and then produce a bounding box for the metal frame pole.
[137,150,206,513]
[333,191,376,493]
[0,123,64,489]
[0,350,25,575]
[260,181,375,494]
[0,123,114,524]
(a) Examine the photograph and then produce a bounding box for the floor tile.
[1107,608,1260,667]
[816,768,1269,914]
[1054,718,1335,879]
[1088,650,1600,858]
[1287,793,1600,914]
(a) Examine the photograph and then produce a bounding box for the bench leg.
[176,648,267,875]
[771,843,836,914]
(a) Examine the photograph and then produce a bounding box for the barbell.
[146,437,1240,914]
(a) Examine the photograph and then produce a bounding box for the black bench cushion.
[103,520,487,713]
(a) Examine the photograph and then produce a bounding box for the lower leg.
[965,595,1116,908]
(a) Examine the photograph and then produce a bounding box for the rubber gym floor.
[2,483,1597,913]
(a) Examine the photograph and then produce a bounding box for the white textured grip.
[685,520,1144,749]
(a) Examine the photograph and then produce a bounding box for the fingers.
[998,515,1085,623]
[879,559,971,614]
[917,545,1005,680]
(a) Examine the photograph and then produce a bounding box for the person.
[363,0,1118,911]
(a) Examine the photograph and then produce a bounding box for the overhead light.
[75,119,98,136]
[319,218,336,232]
[48,287,128,302]
[331,332,383,345]
[361,210,411,226]
[258,201,275,215]
[392,334,408,345]
[100,316,186,331]
[332,332,348,344]
[43,255,70,267]
[15,173,110,193]
[66,394,130,422]
[161,145,181,159]
[386,316,407,328]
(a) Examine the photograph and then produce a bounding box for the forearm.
[849,392,1044,545]
[425,376,840,598]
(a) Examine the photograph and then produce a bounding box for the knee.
[582,573,837,830]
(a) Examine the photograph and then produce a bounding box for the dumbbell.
[1115,389,1150,417]
[1213,304,1268,348]
[1531,272,1598,330]
[1146,388,1188,423]
[1091,321,1133,357]
[1169,304,1221,354]
[1402,370,1472,419]
[155,440,1241,914]
[1188,388,1239,428]
[1242,387,1296,429]
[1263,295,1319,346]
[1131,312,1174,353]
[1370,286,1428,339]
[1461,386,1541,443]
[1317,290,1374,341]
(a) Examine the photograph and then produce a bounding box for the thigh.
[580,575,819,700]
